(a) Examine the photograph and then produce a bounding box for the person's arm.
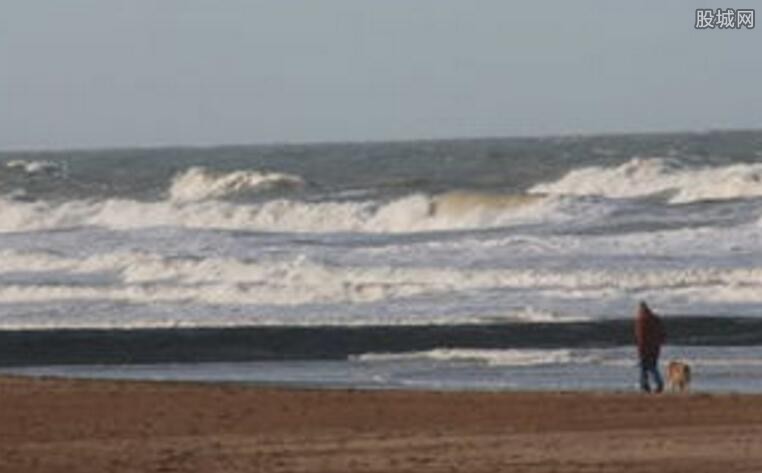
[634,316,645,355]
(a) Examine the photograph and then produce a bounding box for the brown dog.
[666,361,692,392]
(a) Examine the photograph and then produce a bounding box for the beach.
[3,3,761,470]
[2,376,762,472]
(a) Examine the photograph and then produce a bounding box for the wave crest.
[2,249,761,307]
[168,167,304,202]
[4,159,66,177]
[0,191,555,234]
[530,157,762,203]
[353,349,587,366]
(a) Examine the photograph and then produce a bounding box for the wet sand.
[1,375,762,472]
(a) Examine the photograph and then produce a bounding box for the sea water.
[7,346,762,393]
[1,131,761,391]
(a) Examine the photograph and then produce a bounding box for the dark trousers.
[639,357,663,393]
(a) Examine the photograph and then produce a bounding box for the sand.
[1,376,762,472]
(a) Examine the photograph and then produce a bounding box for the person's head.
[637,301,652,317]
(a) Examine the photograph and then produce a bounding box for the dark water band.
[0,316,759,367]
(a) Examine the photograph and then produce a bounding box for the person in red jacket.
[634,301,665,393]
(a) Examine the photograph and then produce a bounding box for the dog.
[666,361,692,392]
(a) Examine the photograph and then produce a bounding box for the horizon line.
[1,126,760,155]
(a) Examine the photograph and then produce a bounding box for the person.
[634,301,665,393]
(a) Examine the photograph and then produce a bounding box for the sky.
[1,1,760,150]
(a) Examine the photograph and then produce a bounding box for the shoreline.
[2,375,762,472]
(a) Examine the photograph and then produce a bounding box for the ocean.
[1,130,761,392]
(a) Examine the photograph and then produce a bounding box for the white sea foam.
[4,159,65,176]
[168,167,304,202]
[356,347,762,370]
[682,358,762,367]
[0,250,760,308]
[530,157,762,203]
[0,191,560,234]
[476,309,590,324]
[353,349,592,366]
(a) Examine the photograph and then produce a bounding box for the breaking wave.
[1,249,761,307]
[168,167,305,202]
[353,348,591,366]
[3,159,66,177]
[530,157,762,203]
[0,191,555,234]
[354,347,762,369]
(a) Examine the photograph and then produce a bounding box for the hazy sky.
[2,1,760,149]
